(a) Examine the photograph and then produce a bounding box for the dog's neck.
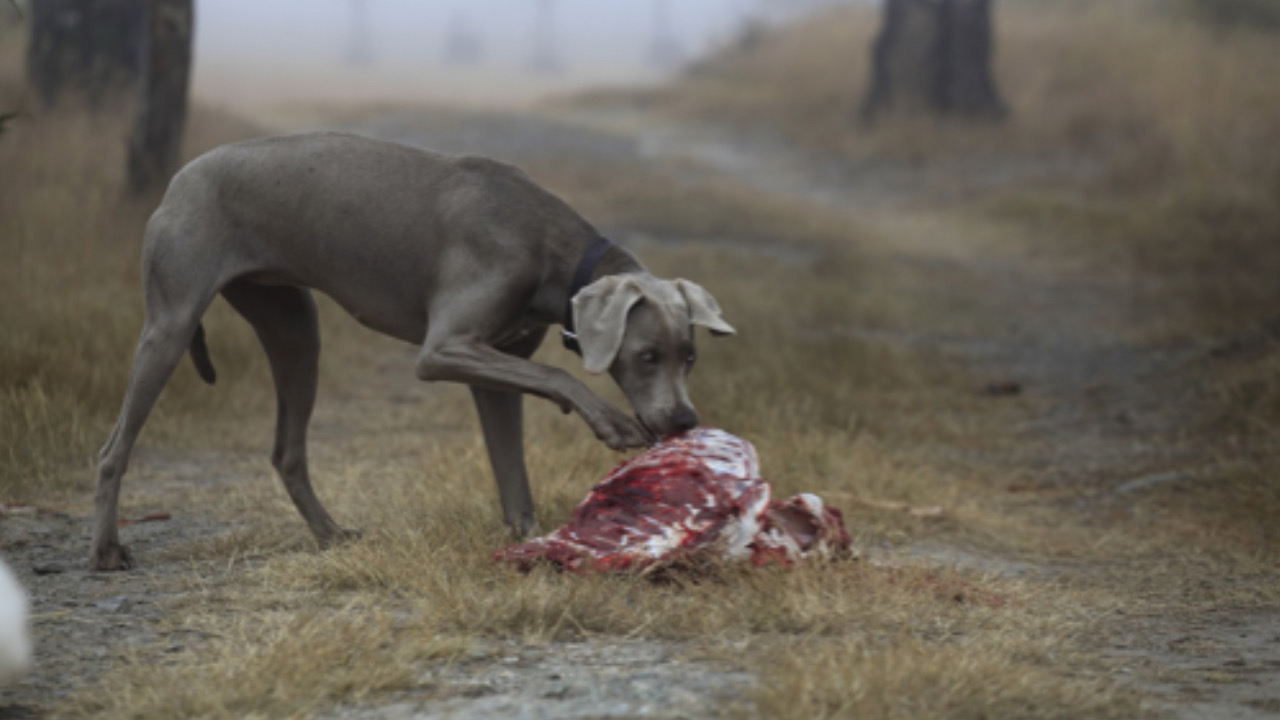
[567,237,645,303]
[529,235,645,330]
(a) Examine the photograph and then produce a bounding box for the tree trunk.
[26,0,147,110]
[938,0,1004,115]
[860,0,1005,123]
[126,0,193,194]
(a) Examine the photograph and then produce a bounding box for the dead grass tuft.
[756,634,1146,720]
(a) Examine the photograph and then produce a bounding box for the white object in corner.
[0,557,31,685]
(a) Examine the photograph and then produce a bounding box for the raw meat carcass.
[496,428,851,573]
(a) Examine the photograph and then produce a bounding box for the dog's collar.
[561,236,613,356]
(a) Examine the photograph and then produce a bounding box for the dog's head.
[571,274,734,439]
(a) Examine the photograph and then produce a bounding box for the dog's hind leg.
[92,286,216,571]
[221,281,356,548]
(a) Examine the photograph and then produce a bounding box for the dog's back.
[143,131,597,344]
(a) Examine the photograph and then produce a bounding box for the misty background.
[193,0,854,109]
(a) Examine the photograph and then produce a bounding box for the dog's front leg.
[470,387,540,538]
[416,337,652,451]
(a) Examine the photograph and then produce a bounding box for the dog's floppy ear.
[572,275,646,374]
[674,279,736,337]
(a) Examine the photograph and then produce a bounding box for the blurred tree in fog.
[861,0,1005,123]
[27,0,192,194]
[127,0,192,194]
[27,0,145,108]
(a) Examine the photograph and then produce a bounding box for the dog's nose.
[669,406,699,435]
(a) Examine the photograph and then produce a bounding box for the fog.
[193,0,851,110]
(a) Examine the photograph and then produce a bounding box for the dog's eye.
[686,351,697,365]
[639,350,659,365]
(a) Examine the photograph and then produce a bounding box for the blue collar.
[561,236,613,356]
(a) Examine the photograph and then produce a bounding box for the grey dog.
[91,132,735,571]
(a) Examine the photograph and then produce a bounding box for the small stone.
[32,562,65,575]
[983,380,1022,396]
[460,683,497,698]
[542,683,573,699]
[94,595,130,613]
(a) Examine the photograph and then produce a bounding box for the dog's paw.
[604,422,653,451]
[588,404,653,451]
[91,542,134,572]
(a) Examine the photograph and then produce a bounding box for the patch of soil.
[1105,612,1280,720]
[323,640,753,720]
[0,450,270,714]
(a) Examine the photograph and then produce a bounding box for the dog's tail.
[190,323,217,385]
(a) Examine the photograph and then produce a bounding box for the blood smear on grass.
[496,428,852,573]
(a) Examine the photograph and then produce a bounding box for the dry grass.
[66,606,467,720]
[72,408,1144,718]
[756,635,1141,720]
